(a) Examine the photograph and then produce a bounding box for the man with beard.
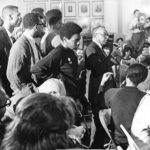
[0,5,21,97]
[6,13,44,95]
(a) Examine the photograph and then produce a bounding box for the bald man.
[0,5,21,97]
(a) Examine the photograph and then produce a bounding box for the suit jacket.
[85,41,110,103]
[0,27,13,96]
[7,35,41,94]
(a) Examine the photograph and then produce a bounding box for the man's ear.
[9,14,13,20]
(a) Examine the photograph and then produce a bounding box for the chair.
[99,109,117,149]
[120,124,140,150]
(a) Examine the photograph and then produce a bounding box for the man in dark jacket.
[85,26,113,148]
[31,22,82,100]
[0,5,21,97]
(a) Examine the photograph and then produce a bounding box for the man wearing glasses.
[85,26,112,148]
[7,13,44,96]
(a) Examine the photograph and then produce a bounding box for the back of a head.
[46,9,62,26]
[1,93,76,150]
[126,63,148,85]
[23,13,39,29]
[60,22,82,40]
[2,5,18,20]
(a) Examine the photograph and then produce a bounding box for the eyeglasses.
[0,99,11,109]
[95,33,109,37]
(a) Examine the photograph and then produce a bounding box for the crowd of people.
[0,4,149,150]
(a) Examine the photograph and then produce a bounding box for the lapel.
[92,41,106,60]
[1,27,12,57]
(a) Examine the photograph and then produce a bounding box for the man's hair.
[46,9,62,26]
[23,13,39,29]
[60,22,82,40]
[126,63,148,85]
[116,37,123,43]
[2,5,18,20]
[31,7,44,18]
[92,25,106,37]
[133,9,139,15]
[1,93,76,150]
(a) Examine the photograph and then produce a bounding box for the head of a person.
[133,9,140,18]
[116,37,123,47]
[1,93,76,150]
[2,5,21,28]
[38,78,66,96]
[146,17,150,23]
[60,22,82,50]
[31,7,46,26]
[76,49,84,60]
[123,46,132,58]
[23,13,44,38]
[103,45,111,57]
[92,26,109,46]
[46,9,62,31]
[126,63,148,86]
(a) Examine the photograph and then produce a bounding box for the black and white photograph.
[0,1,150,150]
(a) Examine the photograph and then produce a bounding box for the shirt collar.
[23,32,35,44]
[4,27,12,38]
[93,39,102,49]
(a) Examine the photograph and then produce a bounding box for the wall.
[0,0,150,39]
[0,0,105,35]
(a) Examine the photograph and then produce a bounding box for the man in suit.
[7,13,44,95]
[0,5,21,97]
[85,26,111,148]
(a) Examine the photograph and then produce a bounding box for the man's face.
[10,9,21,27]
[117,39,123,47]
[34,17,45,38]
[95,29,109,46]
[65,34,81,50]
[56,19,62,31]
[104,48,110,57]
